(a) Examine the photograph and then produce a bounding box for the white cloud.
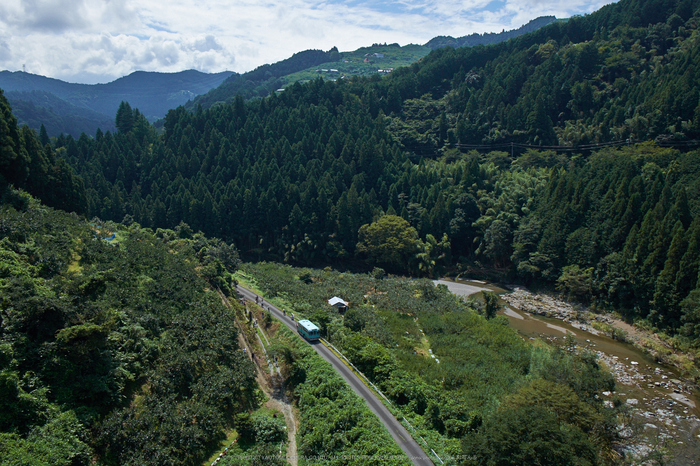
[191,35,223,53]
[0,0,618,84]
[34,0,92,31]
[0,40,11,62]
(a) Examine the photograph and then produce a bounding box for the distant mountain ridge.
[4,89,117,136]
[0,69,234,136]
[424,16,560,50]
[0,16,557,137]
[188,16,558,111]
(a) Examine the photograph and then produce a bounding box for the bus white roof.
[298,319,320,331]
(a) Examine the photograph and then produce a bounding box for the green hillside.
[6,90,117,136]
[185,45,431,111]
[281,43,430,85]
[0,195,256,464]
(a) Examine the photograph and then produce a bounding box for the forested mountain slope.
[5,90,117,137]
[188,18,559,113]
[3,0,700,343]
[378,0,700,153]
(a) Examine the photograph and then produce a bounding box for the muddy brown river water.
[438,278,700,464]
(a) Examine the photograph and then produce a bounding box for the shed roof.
[328,297,348,306]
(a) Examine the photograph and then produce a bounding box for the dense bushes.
[0,197,255,465]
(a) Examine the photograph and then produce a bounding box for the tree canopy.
[357,215,421,273]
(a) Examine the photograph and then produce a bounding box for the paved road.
[433,279,491,297]
[236,285,436,466]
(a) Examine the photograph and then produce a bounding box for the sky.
[0,0,616,84]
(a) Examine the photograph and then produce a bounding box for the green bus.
[297,319,320,341]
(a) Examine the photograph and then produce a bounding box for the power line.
[401,138,700,159]
[454,140,628,152]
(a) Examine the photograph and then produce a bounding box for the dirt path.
[220,290,298,466]
[254,329,297,466]
[265,389,297,466]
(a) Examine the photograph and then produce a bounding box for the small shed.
[328,296,348,313]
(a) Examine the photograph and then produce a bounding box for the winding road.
[235,285,436,466]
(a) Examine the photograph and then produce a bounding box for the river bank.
[500,286,700,464]
[501,287,699,383]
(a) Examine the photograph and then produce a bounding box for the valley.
[2,0,700,464]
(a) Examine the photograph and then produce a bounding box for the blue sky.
[0,0,616,84]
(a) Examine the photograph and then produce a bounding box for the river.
[435,279,700,465]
